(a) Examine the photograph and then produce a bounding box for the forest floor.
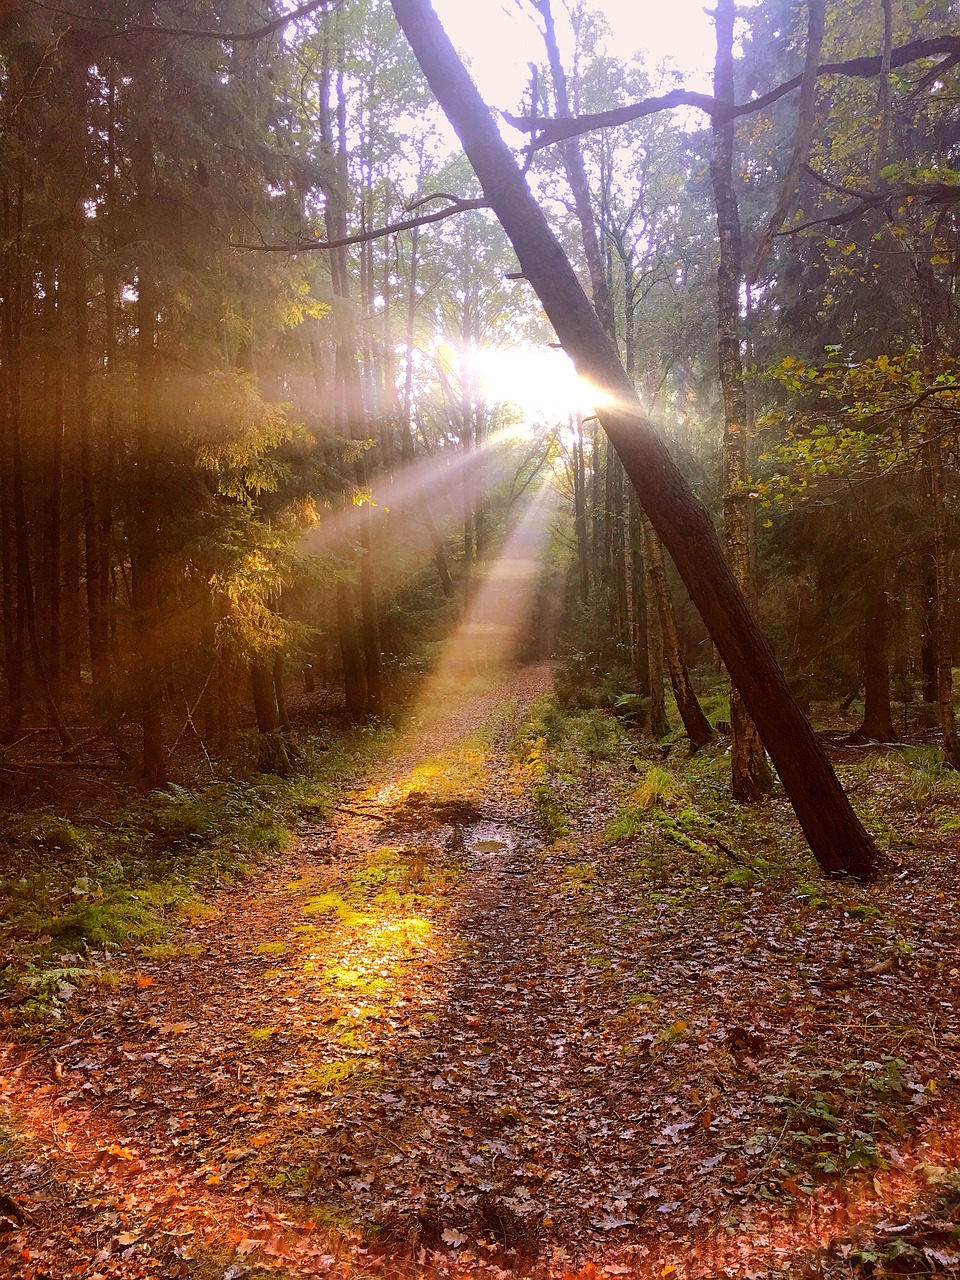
[2,665,960,1279]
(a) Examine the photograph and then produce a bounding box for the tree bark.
[251,659,290,775]
[645,550,668,740]
[573,419,590,605]
[337,579,367,722]
[920,548,937,704]
[924,438,960,766]
[851,580,897,743]
[642,517,714,751]
[537,0,616,338]
[389,0,878,878]
[710,0,774,802]
[132,130,167,789]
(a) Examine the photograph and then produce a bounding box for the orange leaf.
[135,975,153,989]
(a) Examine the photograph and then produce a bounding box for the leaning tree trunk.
[710,0,774,802]
[389,0,877,878]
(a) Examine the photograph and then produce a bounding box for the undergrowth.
[0,725,393,1024]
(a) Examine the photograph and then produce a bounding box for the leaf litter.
[1,666,960,1278]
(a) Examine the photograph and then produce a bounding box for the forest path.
[1,664,959,1280]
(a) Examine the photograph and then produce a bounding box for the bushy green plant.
[634,765,685,809]
[765,1057,912,1178]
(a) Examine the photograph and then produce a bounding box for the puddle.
[470,838,509,855]
[466,824,514,857]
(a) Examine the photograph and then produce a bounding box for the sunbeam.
[426,481,558,684]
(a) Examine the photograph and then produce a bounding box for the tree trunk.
[132,131,167,789]
[1,185,74,753]
[851,580,897,743]
[337,579,367,722]
[924,438,960,766]
[390,0,878,878]
[710,0,774,803]
[424,510,454,598]
[642,517,714,751]
[645,552,668,740]
[537,0,616,338]
[0,192,24,740]
[320,54,384,720]
[573,419,590,605]
[628,492,649,702]
[920,548,938,704]
[273,652,290,734]
[251,660,290,775]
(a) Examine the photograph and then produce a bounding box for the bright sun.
[476,344,596,424]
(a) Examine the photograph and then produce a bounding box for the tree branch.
[231,197,490,253]
[506,35,960,151]
[33,0,340,42]
[776,178,960,236]
[749,0,826,282]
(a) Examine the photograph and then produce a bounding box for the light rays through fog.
[424,480,558,688]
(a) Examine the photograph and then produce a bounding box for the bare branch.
[750,0,826,282]
[33,0,340,42]
[504,88,718,149]
[231,197,490,253]
[506,35,960,151]
[776,178,960,236]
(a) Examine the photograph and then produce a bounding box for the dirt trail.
[1,664,958,1280]
[0,666,573,1277]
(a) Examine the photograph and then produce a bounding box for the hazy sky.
[431,0,716,112]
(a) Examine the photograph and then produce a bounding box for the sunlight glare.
[432,0,715,110]
[476,345,596,427]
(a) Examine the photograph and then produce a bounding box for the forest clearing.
[1,0,960,1275]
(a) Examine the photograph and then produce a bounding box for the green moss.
[723,867,759,888]
[302,893,373,928]
[302,1059,382,1091]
